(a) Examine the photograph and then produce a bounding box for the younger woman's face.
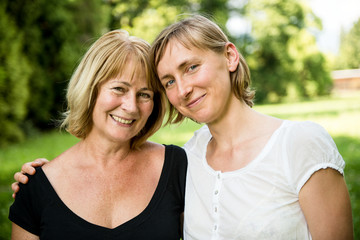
[156,40,238,124]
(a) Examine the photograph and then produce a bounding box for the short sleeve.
[8,170,42,236]
[285,121,345,194]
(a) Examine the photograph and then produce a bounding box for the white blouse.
[183,120,345,240]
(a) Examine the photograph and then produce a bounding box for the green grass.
[0,132,80,239]
[0,92,359,239]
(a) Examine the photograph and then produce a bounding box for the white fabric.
[183,120,345,240]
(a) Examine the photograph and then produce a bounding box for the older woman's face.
[91,60,154,144]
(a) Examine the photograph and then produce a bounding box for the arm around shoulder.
[12,158,49,198]
[299,168,353,240]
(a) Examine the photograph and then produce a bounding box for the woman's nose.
[122,93,138,113]
[177,79,192,99]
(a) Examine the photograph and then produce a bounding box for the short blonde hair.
[150,14,255,124]
[61,30,166,149]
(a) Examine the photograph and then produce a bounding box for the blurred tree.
[110,0,182,43]
[336,18,360,69]
[0,2,31,146]
[5,0,109,133]
[106,0,150,30]
[0,0,110,146]
[287,29,332,97]
[107,0,231,44]
[0,0,337,146]
[243,0,331,102]
[109,0,331,103]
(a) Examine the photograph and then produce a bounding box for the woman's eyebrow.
[159,57,197,81]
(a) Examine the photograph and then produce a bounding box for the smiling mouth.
[111,115,135,125]
[187,94,206,108]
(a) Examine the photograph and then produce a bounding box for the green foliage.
[6,0,109,129]
[287,30,333,97]
[115,3,181,44]
[118,0,332,103]
[336,18,360,69]
[0,0,338,146]
[243,0,331,103]
[0,0,110,146]
[0,3,31,147]
[108,0,150,29]
[6,0,68,126]
[109,0,231,44]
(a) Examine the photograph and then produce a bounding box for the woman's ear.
[225,42,240,72]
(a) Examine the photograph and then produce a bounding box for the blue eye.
[189,65,198,71]
[165,79,175,88]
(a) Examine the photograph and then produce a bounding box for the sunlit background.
[1,0,360,147]
[309,0,360,54]
[0,0,359,239]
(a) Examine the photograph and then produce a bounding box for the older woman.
[9,30,187,240]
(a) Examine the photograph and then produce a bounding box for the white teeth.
[112,115,133,124]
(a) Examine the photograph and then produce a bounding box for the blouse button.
[214,190,219,195]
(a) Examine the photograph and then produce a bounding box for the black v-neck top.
[9,145,187,240]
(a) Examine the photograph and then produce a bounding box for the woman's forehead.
[158,39,195,64]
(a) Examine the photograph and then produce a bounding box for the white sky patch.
[226,15,252,36]
[226,0,360,54]
[308,0,360,54]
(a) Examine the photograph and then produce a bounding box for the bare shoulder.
[135,142,166,175]
[140,141,165,154]
[41,144,77,177]
[139,141,165,162]
[41,155,61,174]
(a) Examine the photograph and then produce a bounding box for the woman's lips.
[187,94,206,108]
[111,115,135,125]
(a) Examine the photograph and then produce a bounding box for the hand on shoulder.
[12,158,49,198]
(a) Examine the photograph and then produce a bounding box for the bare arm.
[299,168,353,240]
[11,158,49,198]
[11,223,39,240]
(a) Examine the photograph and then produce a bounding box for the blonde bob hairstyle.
[61,30,166,149]
[150,14,255,124]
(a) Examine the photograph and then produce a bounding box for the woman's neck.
[207,100,276,149]
[207,100,251,142]
[76,133,133,169]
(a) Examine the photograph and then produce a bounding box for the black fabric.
[9,144,187,240]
